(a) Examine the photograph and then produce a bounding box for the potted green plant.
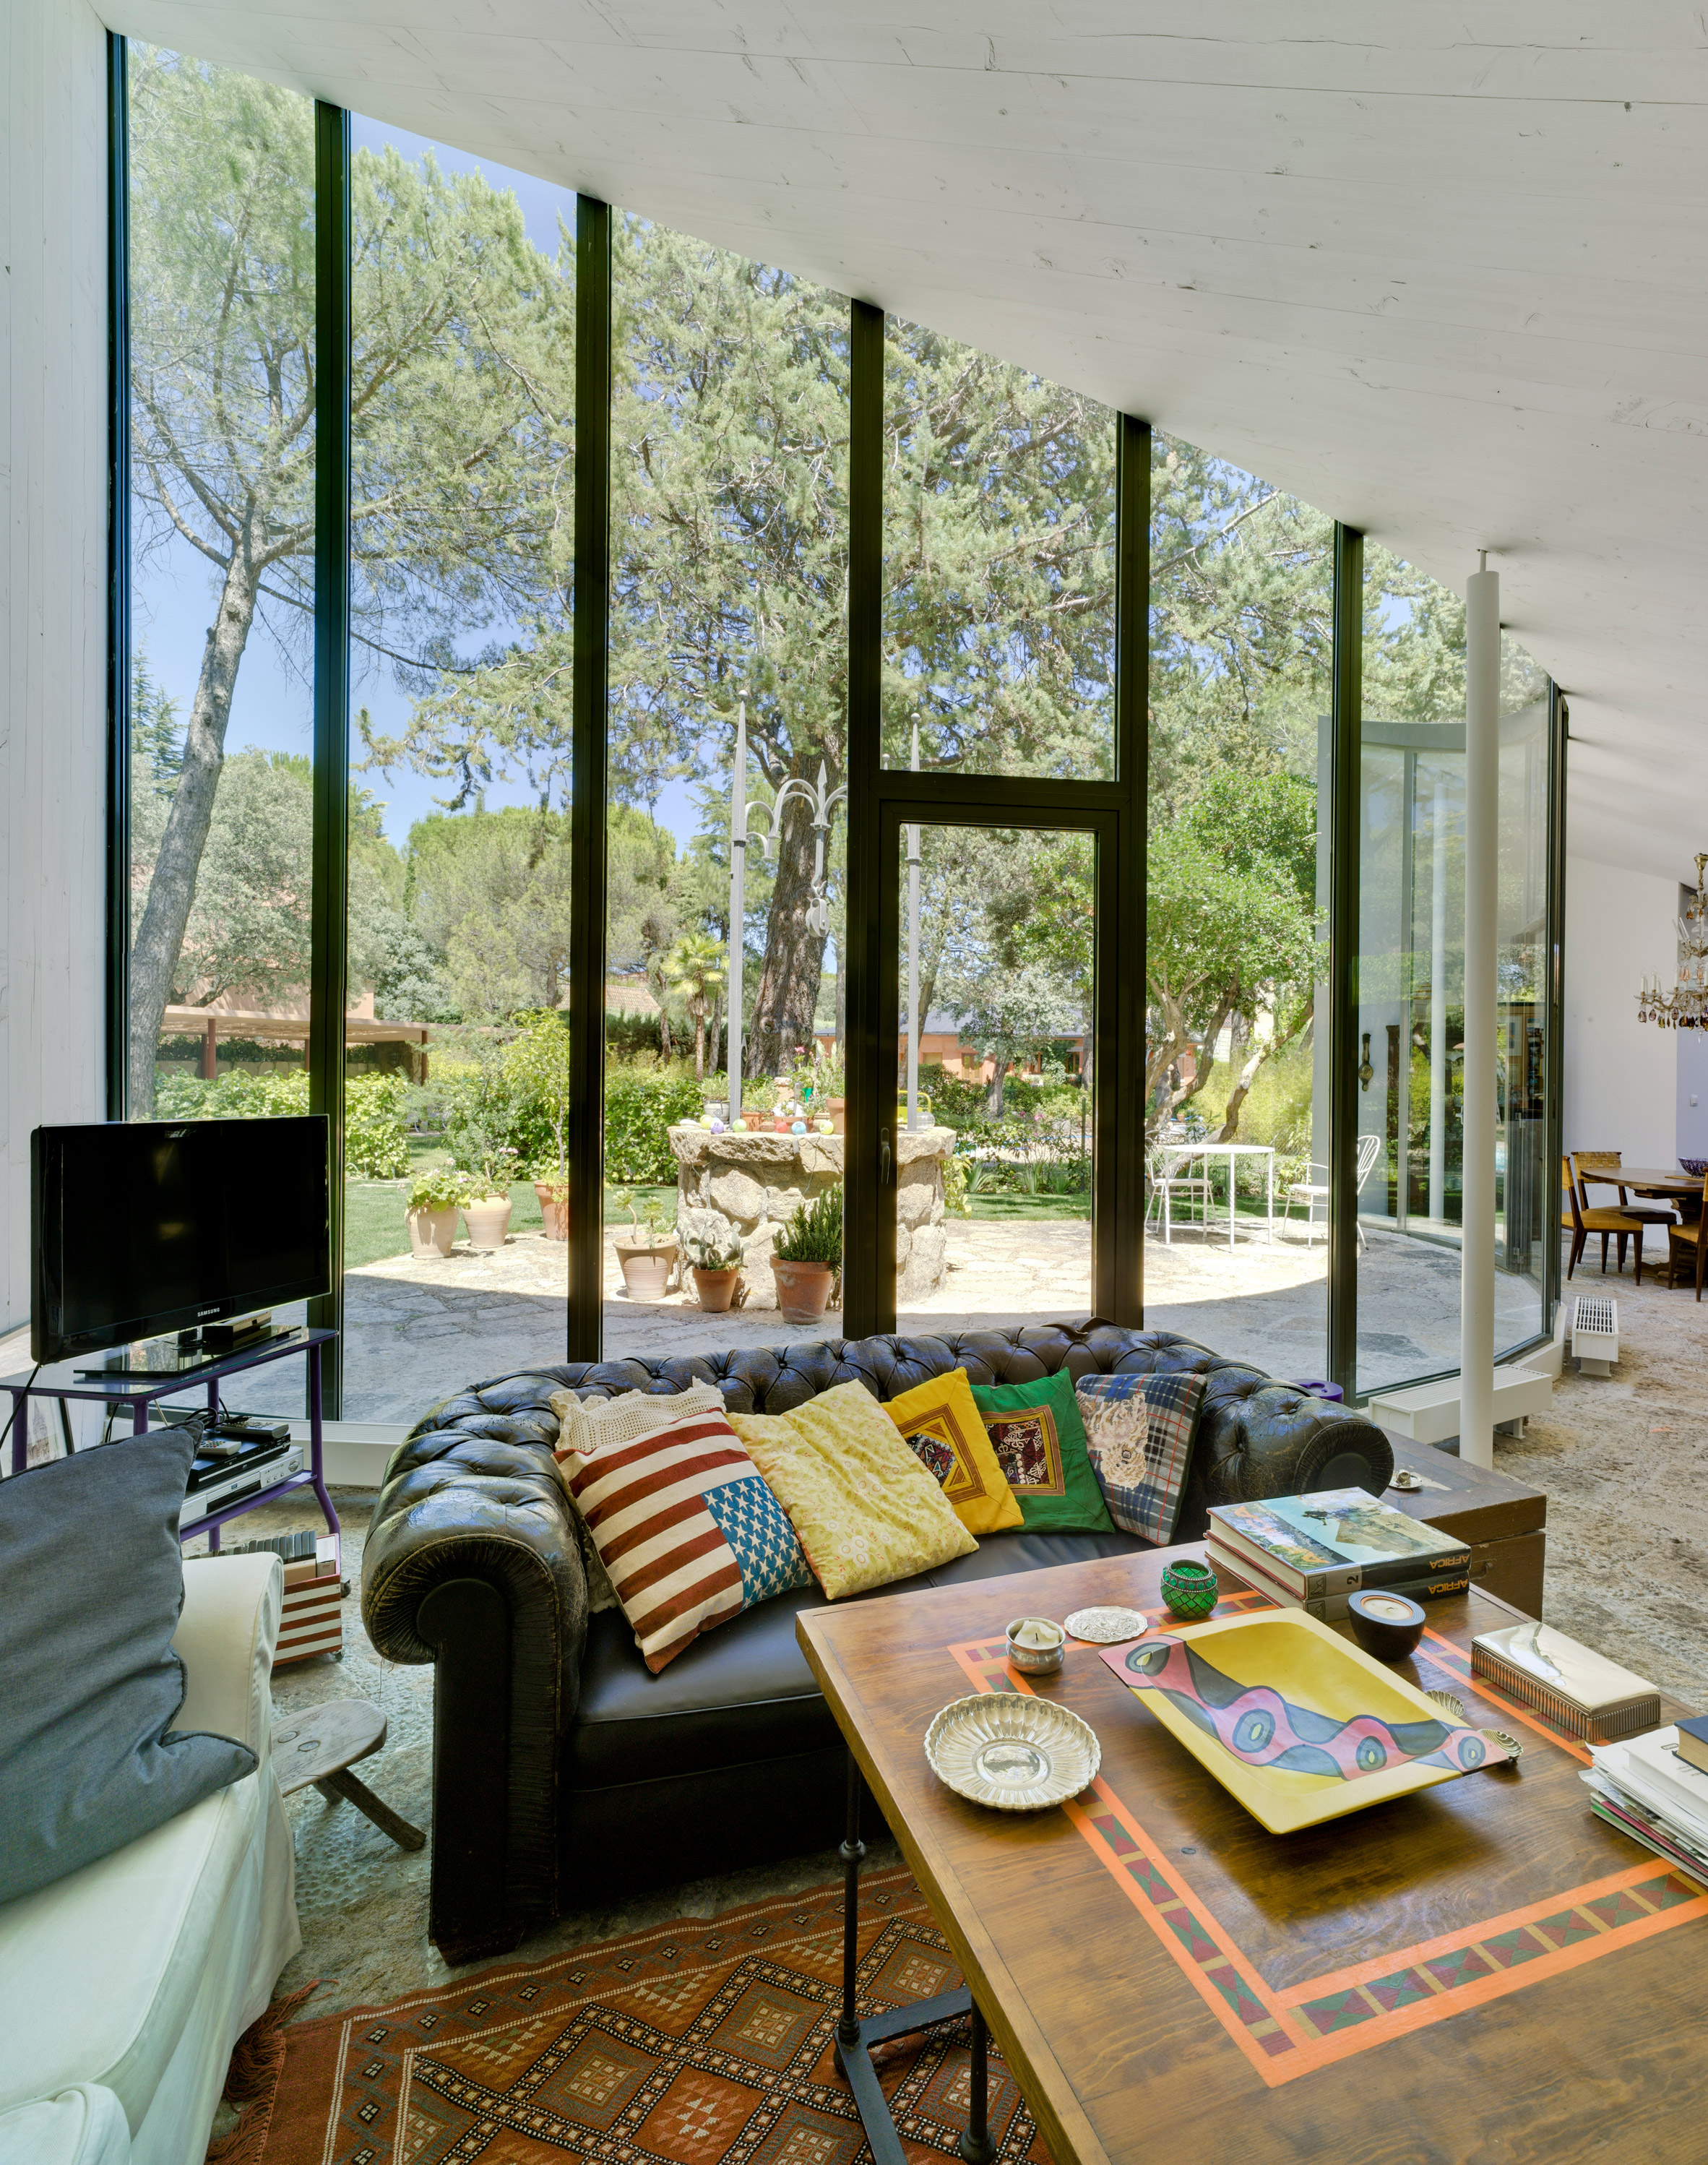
[461,1145,519,1249]
[681,1226,745,1313]
[405,1169,465,1259]
[530,1156,569,1241]
[611,1188,678,1300]
[770,1186,842,1323]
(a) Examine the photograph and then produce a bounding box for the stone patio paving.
[332,1216,1543,1424]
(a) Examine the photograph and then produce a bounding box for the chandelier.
[1638,853,1708,1028]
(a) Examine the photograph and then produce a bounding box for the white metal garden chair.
[1285,1132,1383,1250]
[1146,1143,1215,1245]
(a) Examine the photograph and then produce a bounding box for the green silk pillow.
[967,1369,1116,1534]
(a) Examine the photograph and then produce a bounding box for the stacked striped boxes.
[228,1528,344,1666]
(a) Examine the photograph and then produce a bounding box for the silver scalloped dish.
[924,1694,1102,1811]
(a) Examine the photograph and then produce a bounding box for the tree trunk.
[128,551,263,1115]
[1217,994,1312,1142]
[693,1010,706,1081]
[749,788,828,1076]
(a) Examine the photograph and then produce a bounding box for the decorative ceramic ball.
[816,1119,834,1135]
[1160,1559,1219,1621]
[730,1118,748,1133]
[708,1118,726,1135]
[790,1119,807,1135]
[1347,1589,1426,1661]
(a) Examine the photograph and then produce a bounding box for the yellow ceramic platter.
[1103,1608,1487,1833]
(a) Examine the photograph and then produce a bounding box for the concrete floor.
[326,1215,1543,1422]
[233,1225,1708,2026]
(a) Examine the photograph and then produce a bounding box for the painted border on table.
[946,1601,1708,2088]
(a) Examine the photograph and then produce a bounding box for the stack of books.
[1585,1720,1708,1890]
[1206,1487,1471,1620]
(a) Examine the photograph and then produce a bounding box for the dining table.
[1577,1164,1701,1202]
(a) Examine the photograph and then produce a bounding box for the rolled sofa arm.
[176,1554,282,1761]
[1181,1374,1394,1535]
[363,1429,587,1963]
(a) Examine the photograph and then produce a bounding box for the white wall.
[1562,856,1678,1170]
[1,0,110,1338]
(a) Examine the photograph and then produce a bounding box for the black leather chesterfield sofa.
[363,1322,1392,1962]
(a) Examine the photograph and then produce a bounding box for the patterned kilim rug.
[228,1868,1052,2164]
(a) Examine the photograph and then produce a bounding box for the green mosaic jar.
[1160,1557,1220,1621]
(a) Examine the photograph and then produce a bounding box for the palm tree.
[664,933,728,1082]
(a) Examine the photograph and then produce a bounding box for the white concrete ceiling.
[104,2,1708,875]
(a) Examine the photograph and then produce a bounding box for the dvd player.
[178,1438,302,1528]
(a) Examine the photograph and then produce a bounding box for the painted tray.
[1100,1609,1496,1833]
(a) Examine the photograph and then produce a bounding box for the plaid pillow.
[1075,1369,1206,1544]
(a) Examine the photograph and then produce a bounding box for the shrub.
[774,1185,843,1265]
[407,1168,467,1211]
[345,1073,411,1179]
[603,1062,702,1182]
[153,1069,309,1121]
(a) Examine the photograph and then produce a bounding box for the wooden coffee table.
[798,1546,1705,2165]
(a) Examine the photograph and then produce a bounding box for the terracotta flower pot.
[771,1257,834,1324]
[406,1205,458,1260]
[462,1197,513,1249]
[616,1240,678,1301]
[533,1182,569,1241]
[693,1265,741,1313]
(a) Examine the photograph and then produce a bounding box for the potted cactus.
[770,1186,842,1323]
[405,1169,465,1259]
[611,1189,678,1301]
[682,1226,746,1313]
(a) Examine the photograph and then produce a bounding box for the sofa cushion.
[570,1528,1152,1790]
[730,1382,976,1598]
[883,1371,1024,1535]
[0,1429,256,1905]
[559,1396,812,1672]
[968,1370,1114,1534]
[1077,1369,1206,1543]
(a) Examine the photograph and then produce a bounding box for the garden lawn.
[344,1176,545,1269]
[964,1192,1091,1222]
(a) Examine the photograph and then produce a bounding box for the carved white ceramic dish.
[924,1693,1101,1812]
[1064,1605,1151,1645]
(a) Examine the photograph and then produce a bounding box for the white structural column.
[1428,774,1450,1224]
[1459,557,1500,1468]
[727,702,748,1123]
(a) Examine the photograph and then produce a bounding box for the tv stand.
[3,1327,340,1570]
[84,1322,301,1378]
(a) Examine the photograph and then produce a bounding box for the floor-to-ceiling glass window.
[1355,556,1552,1397]
[123,46,317,1413]
[336,120,578,1419]
[879,330,1113,1327]
[604,224,849,1355]
[1144,436,1332,1380]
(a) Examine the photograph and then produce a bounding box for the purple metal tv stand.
[1,1326,340,1568]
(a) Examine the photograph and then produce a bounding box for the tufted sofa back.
[390,1319,1392,1536]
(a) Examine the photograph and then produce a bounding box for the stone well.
[668,1124,957,1309]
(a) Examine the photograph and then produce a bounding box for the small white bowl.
[1006,1616,1066,1674]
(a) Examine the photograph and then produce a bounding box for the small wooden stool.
[273,1699,426,1851]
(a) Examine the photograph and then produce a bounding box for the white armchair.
[1285,1132,1383,1249]
[1146,1143,1213,1245]
[0,1555,301,2165]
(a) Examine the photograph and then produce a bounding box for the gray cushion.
[0,1426,256,1903]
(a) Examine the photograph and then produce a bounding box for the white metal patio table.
[1157,1141,1275,1247]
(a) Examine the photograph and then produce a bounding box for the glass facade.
[882,324,1116,779]
[122,47,319,1412]
[108,41,1565,1420]
[1144,434,1332,1382]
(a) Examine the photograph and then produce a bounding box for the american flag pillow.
[558,1397,812,1673]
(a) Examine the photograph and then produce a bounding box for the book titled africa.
[1207,1488,1472,1600]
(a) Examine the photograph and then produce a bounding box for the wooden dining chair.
[1665,1170,1708,1299]
[1561,1155,1653,1284]
[1570,1153,1675,1239]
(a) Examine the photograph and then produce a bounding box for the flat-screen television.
[32,1116,330,1362]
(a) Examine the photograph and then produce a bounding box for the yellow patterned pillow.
[730,1381,977,1598]
[884,1372,1025,1534]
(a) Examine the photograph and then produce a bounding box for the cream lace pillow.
[547,1383,728,1613]
[729,1380,976,1599]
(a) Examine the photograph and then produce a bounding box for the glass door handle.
[879,1126,894,1187]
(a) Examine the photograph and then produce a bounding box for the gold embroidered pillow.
[883,1372,1024,1535]
[729,1381,976,1599]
